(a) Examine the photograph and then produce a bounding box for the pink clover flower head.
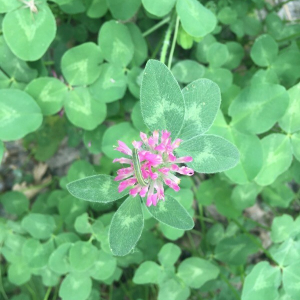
[113,130,194,207]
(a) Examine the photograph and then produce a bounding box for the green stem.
[142,17,171,37]
[198,204,207,248]
[109,284,113,300]
[219,273,241,300]
[160,13,176,65]
[26,283,37,300]
[167,16,180,69]
[151,33,165,59]
[43,287,52,300]
[277,31,300,43]
[232,219,277,265]
[0,244,9,300]
[51,284,58,300]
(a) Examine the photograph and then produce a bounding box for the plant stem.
[43,287,52,300]
[232,219,277,265]
[167,16,180,69]
[219,273,241,300]
[142,17,171,37]
[0,246,9,300]
[160,13,176,65]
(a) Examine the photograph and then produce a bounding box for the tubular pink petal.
[113,158,132,164]
[140,186,149,198]
[115,140,132,156]
[153,130,159,145]
[168,153,177,162]
[140,132,148,143]
[129,185,142,197]
[132,141,143,149]
[158,167,170,175]
[154,143,165,152]
[176,156,193,163]
[118,178,137,192]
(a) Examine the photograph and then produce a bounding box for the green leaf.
[255,134,292,186]
[282,262,300,299]
[3,3,56,61]
[250,34,278,67]
[241,262,281,300]
[140,60,185,139]
[204,67,233,93]
[98,20,134,67]
[21,213,56,239]
[291,132,300,162]
[159,223,184,241]
[64,87,106,130]
[89,250,117,281]
[177,26,194,50]
[25,77,67,116]
[109,195,144,256]
[271,238,300,267]
[179,78,221,141]
[101,122,139,159]
[217,6,237,25]
[0,89,43,141]
[0,191,28,216]
[231,183,261,211]
[107,0,141,20]
[59,273,92,300]
[215,235,259,265]
[251,69,279,85]
[176,134,239,173]
[209,113,264,184]
[226,133,263,184]
[0,141,4,163]
[133,261,161,284]
[177,257,219,288]
[67,175,128,203]
[271,214,294,243]
[229,84,289,134]
[272,49,300,87]
[142,0,175,17]
[61,42,103,86]
[132,102,148,132]
[262,177,294,208]
[223,41,245,70]
[158,278,190,300]
[195,34,216,63]
[207,43,229,68]
[176,0,216,37]
[0,0,19,13]
[22,239,53,271]
[146,194,194,230]
[158,243,181,267]
[8,260,31,286]
[83,124,106,154]
[38,267,60,287]
[279,83,300,133]
[69,241,98,272]
[171,60,205,84]
[48,243,72,275]
[207,223,225,245]
[0,36,38,83]
[86,0,108,18]
[127,67,142,99]
[89,63,127,103]
[75,213,92,234]
[126,23,148,67]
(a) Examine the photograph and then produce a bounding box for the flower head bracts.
[113,130,194,207]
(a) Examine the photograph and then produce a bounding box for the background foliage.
[1,0,300,299]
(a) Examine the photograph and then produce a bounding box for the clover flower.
[113,130,194,207]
